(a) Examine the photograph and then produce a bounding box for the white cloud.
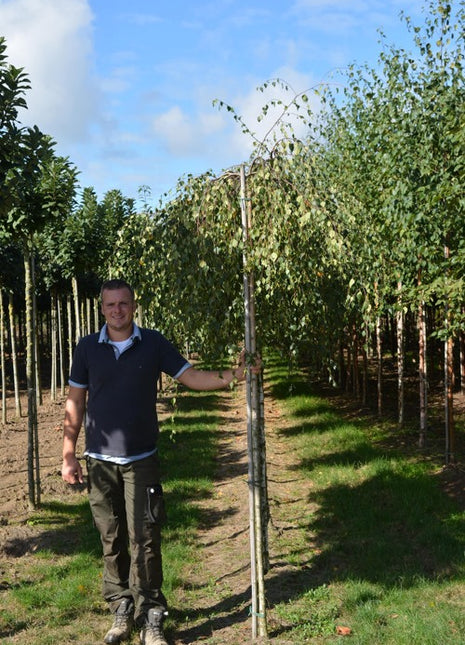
[151,100,227,156]
[150,67,320,173]
[101,65,138,94]
[151,106,197,156]
[0,0,99,143]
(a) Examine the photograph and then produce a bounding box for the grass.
[266,362,465,643]
[0,501,104,643]
[2,363,465,643]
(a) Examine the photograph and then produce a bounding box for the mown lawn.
[266,362,465,643]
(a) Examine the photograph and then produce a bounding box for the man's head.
[100,279,137,340]
[100,279,135,302]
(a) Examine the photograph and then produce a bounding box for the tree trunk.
[397,281,404,427]
[345,339,352,395]
[376,316,382,417]
[32,256,42,408]
[240,164,268,640]
[444,333,455,463]
[67,295,73,367]
[86,297,91,336]
[0,292,6,425]
[460,327,465,396]
[50,290,57,401]
[57,294,66,396]
[352,325,359,399]
[338,342,345,390]
[418,300,427,448]
[444,245,454,464]
[136,303,144,329]
[94,297,100,332]
[80,299,86,338]
[24,249,39,509]
[8,293,21,418]
[72,276,81,344]
[361,329,368,407]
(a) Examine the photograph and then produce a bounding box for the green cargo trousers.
[87,453,167,625]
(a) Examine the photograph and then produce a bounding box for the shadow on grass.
[308,468,465,586]
[9,373,462,643]
[1,500,101,558]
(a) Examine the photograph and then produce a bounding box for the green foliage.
[2,1,465,383]
[0,36,30,222]
[113,171,245,356]
[105,0,465,375]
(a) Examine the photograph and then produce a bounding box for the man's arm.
[61,385,87,484]
[177,364,246,391]
[177,350,260,391]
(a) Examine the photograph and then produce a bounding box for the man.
[62,278,257,645]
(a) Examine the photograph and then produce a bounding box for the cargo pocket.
[146,484,167,525]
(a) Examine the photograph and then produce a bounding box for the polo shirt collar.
[98,322,142,344]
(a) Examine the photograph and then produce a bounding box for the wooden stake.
[240,164,268,640]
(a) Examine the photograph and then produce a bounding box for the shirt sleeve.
[158,333,191,378]
[173,362,192,379]
[69,339,89,387]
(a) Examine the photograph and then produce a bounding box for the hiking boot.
[139,608,169,645]
[103,598,134,644]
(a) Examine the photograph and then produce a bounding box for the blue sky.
[0,0,425,207]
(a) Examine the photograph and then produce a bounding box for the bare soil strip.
[173,384,316,644]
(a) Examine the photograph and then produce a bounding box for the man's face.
[101,287,136,338]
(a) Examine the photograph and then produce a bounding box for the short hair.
[100,279,135,302]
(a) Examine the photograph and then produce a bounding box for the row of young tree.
[1,0,464,505]
[112,1,465,459]
[0,34,137,506]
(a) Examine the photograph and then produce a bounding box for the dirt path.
[173,385,257,644]
[172,383,315,644]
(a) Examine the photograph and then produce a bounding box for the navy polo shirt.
[69,324,190,458]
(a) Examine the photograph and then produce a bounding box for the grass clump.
[275,585,339,639]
